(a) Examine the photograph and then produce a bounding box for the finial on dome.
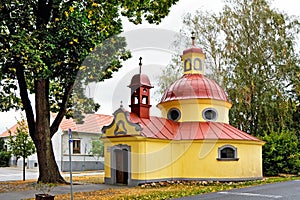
[120,100,123,108]
[139,57,142,74]
[191,31,196,46]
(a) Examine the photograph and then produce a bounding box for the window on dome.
[167,108,181,121]
[193,58,202,71]
[217,145,239,161]
[184,59,192,72]
[202,108,217,121]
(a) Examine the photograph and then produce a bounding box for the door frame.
[110,144,131,185]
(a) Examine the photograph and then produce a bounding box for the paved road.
[0,167,103,182]
[175,180,300,200]
[0,167,39,181]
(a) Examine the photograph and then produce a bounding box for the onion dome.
[160,74,228,103]
[128,74,152,88]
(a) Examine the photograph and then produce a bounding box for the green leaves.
[89,139,104,159]
[261,130,300,176]
[0,0,178,183]
[7,117,36,159]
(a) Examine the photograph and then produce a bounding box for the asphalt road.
[0,167,103,182]
[175,180,300,200]
[0,167,38,181]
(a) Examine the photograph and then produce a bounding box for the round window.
[202,108,217,121]
[167,108,181,121]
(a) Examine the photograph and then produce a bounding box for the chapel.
[101,35,264,186]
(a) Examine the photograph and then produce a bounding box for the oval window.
[167,108,181,121]
[202,108,217,121]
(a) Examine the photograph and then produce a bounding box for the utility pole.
[68,128,74,200]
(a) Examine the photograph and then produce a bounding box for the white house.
[0,113,113,171]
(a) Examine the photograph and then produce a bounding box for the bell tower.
[128,57,153,119]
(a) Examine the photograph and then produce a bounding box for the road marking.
[218,191,282,199]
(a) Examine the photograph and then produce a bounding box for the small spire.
[120,100,123,108]
[139,57,142,74]
[191,31,196,46]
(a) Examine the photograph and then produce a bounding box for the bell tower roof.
[128,57,153,88]
[128,57,153,119]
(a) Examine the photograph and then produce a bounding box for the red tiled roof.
[129,113,260,141]
[160,74,228,103]
[77,114,113,133]
[0,123,19,138]
[1,114,113,136]
[52,113,113,133]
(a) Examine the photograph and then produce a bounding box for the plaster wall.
[103,137,263,184]
[158,99,231,123]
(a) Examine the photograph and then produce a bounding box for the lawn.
[1,174,299,200]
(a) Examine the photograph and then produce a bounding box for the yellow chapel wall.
[103,136,264,183]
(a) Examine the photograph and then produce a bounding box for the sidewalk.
[0,167,125,199]
[0,183,125,200]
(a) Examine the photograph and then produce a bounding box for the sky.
[0,0,300,133]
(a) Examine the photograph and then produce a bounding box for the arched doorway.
[111,145,131,185]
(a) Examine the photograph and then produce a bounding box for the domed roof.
[128,74,153,88]
[160,74,228,103]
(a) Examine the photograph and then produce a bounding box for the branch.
[50,82,74,137]
[15,63,36,139]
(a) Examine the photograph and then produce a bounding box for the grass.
[11,174,298,200]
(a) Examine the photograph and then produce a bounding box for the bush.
[261,130,300,176]
[0,151,11,167]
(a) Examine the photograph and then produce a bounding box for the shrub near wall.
[262,130,300,176]
[0,138,11,167]
[0,151,11,167]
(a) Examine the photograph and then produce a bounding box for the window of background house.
[73,139,81,154]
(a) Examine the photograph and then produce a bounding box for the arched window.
[217,145,239,161]
[184,59,192,72]
[193,58,202,71]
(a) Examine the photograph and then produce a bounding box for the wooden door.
[115,149,128,184]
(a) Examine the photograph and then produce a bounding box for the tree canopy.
[0,0,179,183]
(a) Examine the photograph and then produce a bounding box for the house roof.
[129,113,260,141]
[0,114,113,137]
[0,123,20,138]
[50,113,113,133]
[160,74,228,103]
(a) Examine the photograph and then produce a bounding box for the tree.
[218,0,300,136]
[8,118,36,181]
[89,139,104,160]
[261,130,300,176]
[158,0,300,136]
[0,0,178,183]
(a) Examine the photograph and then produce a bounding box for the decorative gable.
[101,107,142,137]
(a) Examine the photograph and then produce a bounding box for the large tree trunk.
[34,79,66,183]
